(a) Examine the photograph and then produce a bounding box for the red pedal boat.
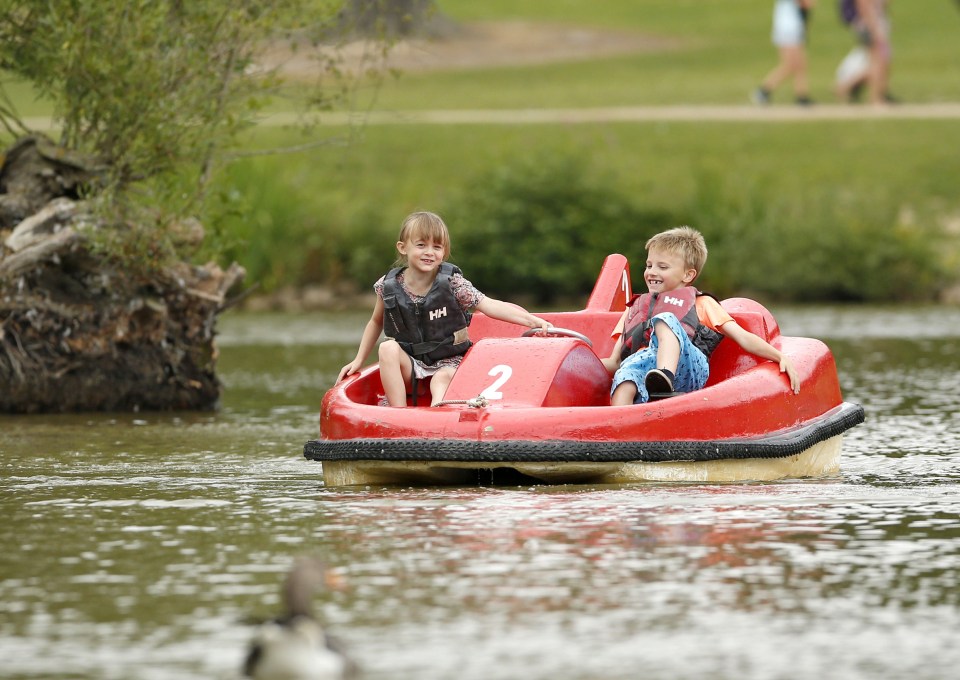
[304,254,864,486]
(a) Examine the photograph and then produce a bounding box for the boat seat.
[705,308,775,386]
[729,310,770,341]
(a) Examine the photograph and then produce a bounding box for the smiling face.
[397,235,446,274]
[644,246,697,294]
[394,212,451,275]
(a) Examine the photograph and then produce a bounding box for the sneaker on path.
[751,87,771,105]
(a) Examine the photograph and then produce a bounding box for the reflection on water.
[2,306,960,680]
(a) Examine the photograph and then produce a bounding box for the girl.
[752,0,815,106]
[337,211,552,407]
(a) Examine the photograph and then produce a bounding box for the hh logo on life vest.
[663,295,685,307]
[429,307,448,321]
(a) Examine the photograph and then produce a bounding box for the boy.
[602,226,800,406]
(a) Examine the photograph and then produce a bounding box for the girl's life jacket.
[381,263,473,365]
[620,287,725,361]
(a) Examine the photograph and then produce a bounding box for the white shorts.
[772,0,806,47]
[412,359,442,380]
[836,46,870,85]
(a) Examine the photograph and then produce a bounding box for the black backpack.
[838,0,859,25]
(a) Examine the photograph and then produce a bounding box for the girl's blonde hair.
[395,211,451,264]
[646,225,707,280]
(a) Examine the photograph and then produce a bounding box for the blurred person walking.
[753,0,815,106]
[835,0,895,104]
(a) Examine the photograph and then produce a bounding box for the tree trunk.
[0,136,244,414]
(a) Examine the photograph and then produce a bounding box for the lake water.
[3,306,960,680]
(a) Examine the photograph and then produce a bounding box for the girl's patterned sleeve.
[450,272,484,311]
[372,274,387,299]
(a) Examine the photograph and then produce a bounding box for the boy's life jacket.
[381,262,473,365]
[620,287,725,361]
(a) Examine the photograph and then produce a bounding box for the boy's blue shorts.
[611,313,711,404]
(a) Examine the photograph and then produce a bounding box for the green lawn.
[355,0,960,108]
[7,2,959,114]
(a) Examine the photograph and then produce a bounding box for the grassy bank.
[215,116,959,302]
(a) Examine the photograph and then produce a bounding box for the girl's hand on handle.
[337,360,362,383]
[530,315,553,332]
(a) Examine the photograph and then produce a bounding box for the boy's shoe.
[795,95,814,106]
[751,87,771,105]
[644,368,675,400]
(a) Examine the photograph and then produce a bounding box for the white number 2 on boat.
[479,364,512,400]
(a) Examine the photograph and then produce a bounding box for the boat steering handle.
[521,327,593,347]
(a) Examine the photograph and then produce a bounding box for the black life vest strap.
[407,338,448,358]
[410,364,419,407]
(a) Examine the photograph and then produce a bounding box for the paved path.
[25,102,960,131]
[263,102,960,125]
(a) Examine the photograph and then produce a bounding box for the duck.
[243,556,359,680]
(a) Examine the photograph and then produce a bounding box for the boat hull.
[319,435,844,486]
[306,401,863,485]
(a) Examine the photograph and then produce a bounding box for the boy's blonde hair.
[396,211,451,261]
[646,226,707,280]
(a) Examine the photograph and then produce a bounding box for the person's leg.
[758,45,808,103]
[759,49,791,93]
[787,46,810,100]
[378,340,413,406]
[429,366,456,406]
[642,319,680,397]
[644,315,710,398]
[610,349,653,405]
[611,381,639,406]
[652,319,680,374]
[867,42,890,104]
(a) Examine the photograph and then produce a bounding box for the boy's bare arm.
[720,321,801,394]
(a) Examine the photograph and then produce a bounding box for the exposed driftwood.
[1,227,81,279]
[1,135,245,414]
